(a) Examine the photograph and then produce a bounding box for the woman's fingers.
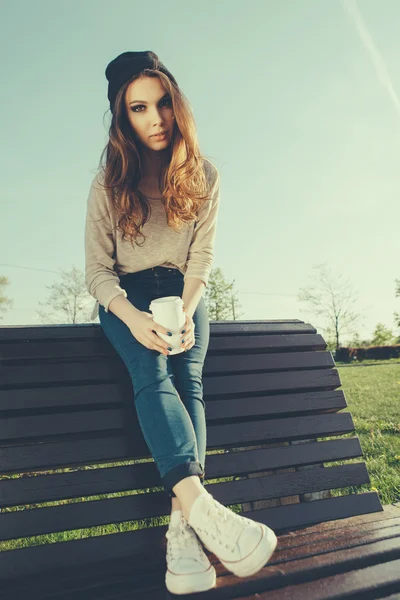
[182,320,195,352]
[150,331,170,354]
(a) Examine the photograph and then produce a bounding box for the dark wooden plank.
[0,383,124,414]
[0,384,346,417]
[4,346,333,370]
[0,437,363,508]
[203,527,400,599]
[204,350,335,375]
[0,493,384,585]
[1,332,327,359]
[2,573,162,600]
[249,556,400,599]
[0,320,315,342]
[0,464,371,541]
[0,382,129,411]
[3,338,331,364]
[0,563,168,600]
[2,350,335,387]
[242,491,382,533]
[272,522,400,563]
[277,503,400,537]
[1,359,128,387]
[2,358,338,390]
[275,517,400,552]
[276,518,400,562]
[205,369,340,398]
[1,338,113,361]
[212,332,327,353]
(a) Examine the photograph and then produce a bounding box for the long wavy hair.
[96,69,214,247]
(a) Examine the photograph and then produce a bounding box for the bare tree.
[0,276,13,321]
[297,262,364,350]
[36,265,93,324]
[204,267,244,321]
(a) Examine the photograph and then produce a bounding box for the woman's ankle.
[170,496,182,515]
[172,476,207,521]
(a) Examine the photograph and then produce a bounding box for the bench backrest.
[0,319,382,584]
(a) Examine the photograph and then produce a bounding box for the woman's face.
[124,76,175,150]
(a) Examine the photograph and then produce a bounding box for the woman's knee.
[128,352,175,397]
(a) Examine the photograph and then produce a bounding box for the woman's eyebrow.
[129,93,170,106]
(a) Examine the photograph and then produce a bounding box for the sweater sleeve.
[184,165,220,287]
[84,174,128,312]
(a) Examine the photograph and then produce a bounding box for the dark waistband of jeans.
[122,267,183,278]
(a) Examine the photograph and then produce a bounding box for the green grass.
[327,357,400,505]
[1,358,399,552]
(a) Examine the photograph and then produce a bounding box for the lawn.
[329,357,400,505]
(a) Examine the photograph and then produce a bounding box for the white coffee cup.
[149,296,187,355]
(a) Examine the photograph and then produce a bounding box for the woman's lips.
[152,132,167,140]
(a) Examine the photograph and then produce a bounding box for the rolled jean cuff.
[163,459,204,497]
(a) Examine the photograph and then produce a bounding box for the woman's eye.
[131,98,172,113]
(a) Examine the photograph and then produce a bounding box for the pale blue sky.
[1,0,399,343]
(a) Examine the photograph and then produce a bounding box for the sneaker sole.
[165,563,217,595]
[220,523,277,578]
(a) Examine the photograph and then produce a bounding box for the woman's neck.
[140,146,170,180]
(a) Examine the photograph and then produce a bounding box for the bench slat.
[1,330,326,362]
[3,349,335,378]
[253,551,400,600]
[0,320,315,342]
[3,336,328,361]
[275,522,400,560]
[2,349,336,387]
[276,516,400,551]
[0,385,346,415]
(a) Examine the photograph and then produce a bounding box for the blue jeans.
[99,266,209,500]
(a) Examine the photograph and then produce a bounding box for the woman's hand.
[126,310,173,356]
[181,305,195,352]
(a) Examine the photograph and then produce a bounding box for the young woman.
[84,50,277,595]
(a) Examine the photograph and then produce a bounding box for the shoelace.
[197,497,247,554]
[166,517,206,564]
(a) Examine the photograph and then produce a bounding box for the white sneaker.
[165,510,217,595]
[187,491,278,578]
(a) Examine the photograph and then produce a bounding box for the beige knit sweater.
[84,158,220,320]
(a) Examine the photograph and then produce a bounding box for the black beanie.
[105,50,178,114]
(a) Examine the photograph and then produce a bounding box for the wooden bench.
[1,319,400,599]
